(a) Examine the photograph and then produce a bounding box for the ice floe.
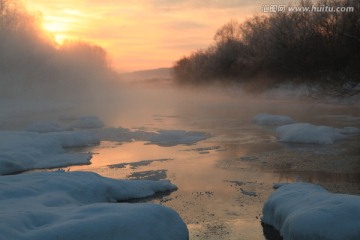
[262,182,360,240]
[253,114,295,126]
[71,115,105,129]
[146,130,209,146]
[0,131,97,175]
[276,123,359,144]
[0,171,188,240]
[1,121,208,175]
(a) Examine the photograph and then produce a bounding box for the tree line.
[173,0,360,93]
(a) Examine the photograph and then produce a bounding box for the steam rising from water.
[0,0,358,131]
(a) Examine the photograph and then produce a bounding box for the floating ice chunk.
[71,116,105,129]
[26,122,63,133]
[276,123,359,144]
[0,171,188,240]
[253,114,295,126]
[262,182,360,240]
[146,130,209,146]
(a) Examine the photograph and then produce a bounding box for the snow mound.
[276,123,359,144]
[146,130,209,146]
[26,122,63,133]
[71,116,105,129]
[0,131,98,175]
[0,171,188,240]
[253,114,295,126]
[262,183,360,240]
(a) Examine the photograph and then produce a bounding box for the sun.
[40,9,82,45]
[42,17,69,44]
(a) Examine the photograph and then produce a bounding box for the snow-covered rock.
[71,116,105,129]
[276,123,359,144]
[262,183,360,240]
[253,114,295,126]
[0,171,188,240]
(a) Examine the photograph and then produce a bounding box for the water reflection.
[70,91,359,240]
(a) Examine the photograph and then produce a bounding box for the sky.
[25,0,277,72]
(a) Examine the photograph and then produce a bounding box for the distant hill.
[119,68,172,82]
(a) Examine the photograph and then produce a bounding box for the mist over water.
[1,1,360,239]
[1,0,358,130]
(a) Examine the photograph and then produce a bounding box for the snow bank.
[146,130,209,146]
[262,183,360,240]
[0,131,98,175]
[253,114,295,126]
[276,123,359,144]
[0,171,188,240]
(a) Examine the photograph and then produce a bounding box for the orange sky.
[26,0,276,72]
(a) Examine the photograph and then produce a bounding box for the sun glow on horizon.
[27,1,261,71]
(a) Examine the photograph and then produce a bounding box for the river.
[70,85,360,239]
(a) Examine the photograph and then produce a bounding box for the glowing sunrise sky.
[25,0,284,72]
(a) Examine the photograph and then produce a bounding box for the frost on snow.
[252,114,295,126]
[0,171,189,240]
[262,183,360,240]
[276,123,359,144]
